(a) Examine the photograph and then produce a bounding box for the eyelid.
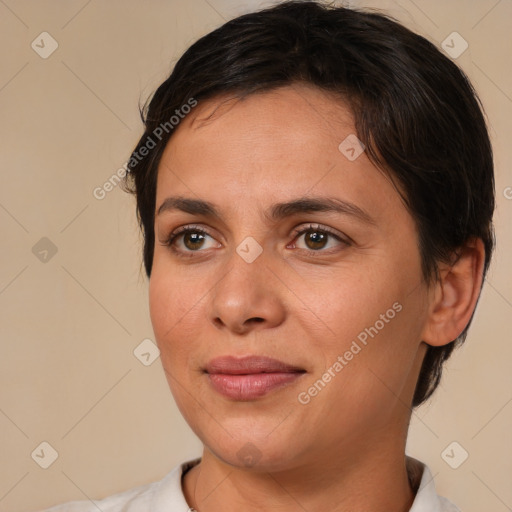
[286,224,351,256]
[161,224,215,247]
[167,223,208,239]
[289,222,351,245]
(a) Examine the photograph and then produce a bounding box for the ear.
[421,237,486,347]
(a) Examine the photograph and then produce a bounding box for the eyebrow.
[156,196,376,225]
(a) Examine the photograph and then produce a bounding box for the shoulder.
[40,480,158,512]
[407,456,462,512]
[38,458,201,512]
[439,495,462,512]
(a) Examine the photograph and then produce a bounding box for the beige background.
[0,0,511,511]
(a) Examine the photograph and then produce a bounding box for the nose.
[208,249,287,335]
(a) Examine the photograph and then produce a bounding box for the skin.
[149,84,485,512]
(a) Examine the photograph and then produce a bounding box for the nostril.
[213,317,225,328]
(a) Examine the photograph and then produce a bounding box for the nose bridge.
[208,241,286,333]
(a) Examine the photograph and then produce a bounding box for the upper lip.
[205,356,305,375]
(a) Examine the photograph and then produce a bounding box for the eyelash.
[162,223,350,258]
[290,224,349,252]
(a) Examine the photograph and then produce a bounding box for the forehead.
[188,85,354,134]
[155,85,400,221]
[163,85,353,166]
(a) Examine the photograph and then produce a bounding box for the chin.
[200,426,307,473]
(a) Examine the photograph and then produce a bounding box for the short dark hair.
[122,0,495,407]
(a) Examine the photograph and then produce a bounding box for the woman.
[42,1,495,510]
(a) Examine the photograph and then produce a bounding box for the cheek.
[148,266,206,359]
[290,264,403,348]
[299,256,424,384]
[149,270,174,339]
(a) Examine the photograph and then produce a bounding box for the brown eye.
[291,224,349,253]
[303,230,328,250]
[182,232,206,250]
[163,226,221,256]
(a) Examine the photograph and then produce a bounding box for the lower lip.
[207,372,304,400]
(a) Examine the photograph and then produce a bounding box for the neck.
[182,437,417,512]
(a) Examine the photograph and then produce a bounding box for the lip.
[205,355,305,375]
[205,356,306,400]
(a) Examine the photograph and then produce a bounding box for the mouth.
[204,355,306,400]
[205,355,306,375]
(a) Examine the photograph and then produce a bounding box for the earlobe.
[421,238,486,347]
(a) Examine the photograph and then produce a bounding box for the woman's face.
[149,85,431,471]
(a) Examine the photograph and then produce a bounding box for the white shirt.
[40,457,461,511]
